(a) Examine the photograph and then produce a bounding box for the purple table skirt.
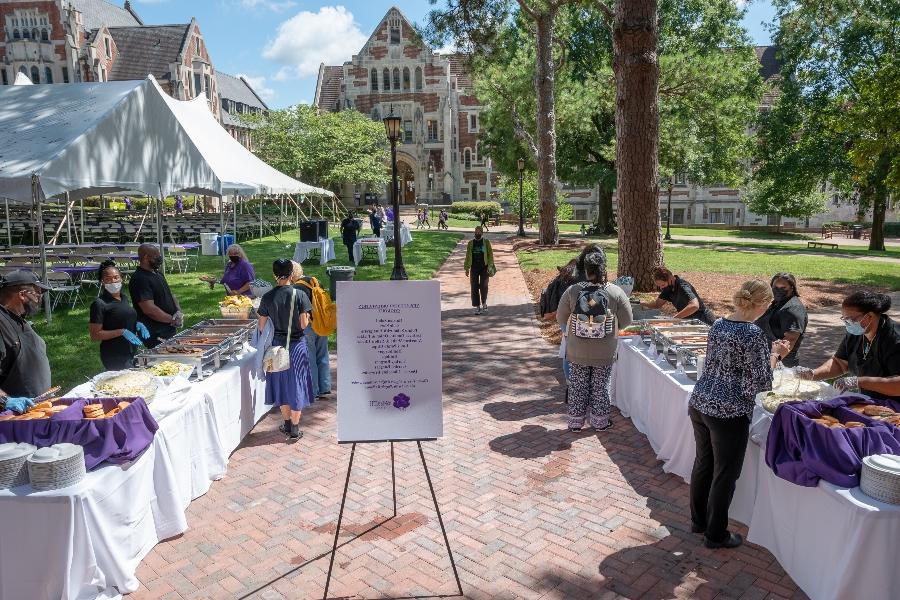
[0,397,158,471]
[765,394,900,487]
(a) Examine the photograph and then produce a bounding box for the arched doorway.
[396,159,417,205]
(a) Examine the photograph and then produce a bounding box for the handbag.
[263,288,296,373]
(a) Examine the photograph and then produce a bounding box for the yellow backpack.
[295,277,337,337]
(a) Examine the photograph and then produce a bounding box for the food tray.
[91,370,159,402]
[861,454,900,505]
[144,360,196,379]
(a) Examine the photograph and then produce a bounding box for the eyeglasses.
[840,315,867,325]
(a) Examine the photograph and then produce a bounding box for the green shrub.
[450,201,501,218]
[883,222,900,237]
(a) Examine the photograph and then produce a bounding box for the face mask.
[104,282,122,294]
[772,288,789,303]
[150,255,163,270]
[229,255,241,263]
[474,234,482,240]
[844,317,867,336]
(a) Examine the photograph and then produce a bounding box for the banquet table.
[612,337,900,600]
[353,237,387,266]
[381,223,413,247]
[0,340,270,600]
[293,238,336,265]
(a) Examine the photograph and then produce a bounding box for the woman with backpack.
[291,261,332,399]
[556,250,633,431]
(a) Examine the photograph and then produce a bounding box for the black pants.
[344,242,354,263]
[470,268,489,307]
[689,406,750,543]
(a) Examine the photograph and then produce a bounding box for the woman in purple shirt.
[200,244,256,295]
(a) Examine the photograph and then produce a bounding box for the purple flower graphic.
[393,393,411,409]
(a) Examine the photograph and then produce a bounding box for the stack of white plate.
[861,454,900,505]
[0,442,37,489]
[26,444,86,491]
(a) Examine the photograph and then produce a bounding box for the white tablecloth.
[381,223,413,247]
[0,346,269,600]
[293,238,336,265]
[352,237,387,265]
[612,337,900,600]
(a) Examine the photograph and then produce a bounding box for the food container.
[91,370,159,402]
[219,306,250,319]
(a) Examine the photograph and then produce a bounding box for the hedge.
[450,201,502,218]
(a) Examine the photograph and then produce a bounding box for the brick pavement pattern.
[133,239,807,600]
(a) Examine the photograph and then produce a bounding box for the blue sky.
[131,0,778,109]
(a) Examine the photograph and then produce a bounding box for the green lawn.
[517,244,900,290]
[667,227,814,240]
[668,237,900,259]
[34,229,462,393]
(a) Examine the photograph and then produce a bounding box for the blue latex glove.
[4,397,34,415]
[122,330,143,346]
[135,322,150,340]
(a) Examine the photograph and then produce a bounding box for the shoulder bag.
[263,288,296,373]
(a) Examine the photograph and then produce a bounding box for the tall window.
[370,68,378,91]
[62,66,69,83]
[415,67,423,90]
[427,120,438,141]
[402,67,410,91]
[30,66,39,83]
[389,17,401,44]
[1,70,7,86]
[193,72,202,96]
[31,28,38,40]
[44,66,52,83]
[464,149,471,170]
[469,113,478,132]
[104,37,111,58]
[13,29,20,39]
[470,182,478,200]
[41,29,48,41]
[382,68,390,91]
[22,29,30,39]
[403,120,412,143]
[392,68,400,91]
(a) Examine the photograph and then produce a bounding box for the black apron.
[4,322,52,398]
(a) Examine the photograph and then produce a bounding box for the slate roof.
[107,24,190,82]
[755,46,780,81]
[68,0,142,31]
[314,65,344,112]
[217,72,268,111]
[445,54,473,92]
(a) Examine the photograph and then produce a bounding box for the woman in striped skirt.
[257,258,315,442]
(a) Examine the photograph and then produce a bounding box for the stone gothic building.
[314,7,500,205]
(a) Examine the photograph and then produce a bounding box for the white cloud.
[239,0,297,11]
[235,73,276,101]
[263,6,368,79]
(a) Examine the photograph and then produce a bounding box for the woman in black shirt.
[641,266,715,325]
[88,261,148,370]
[755,273,808,367]
[257,259,315,442]
[800,291,900,399]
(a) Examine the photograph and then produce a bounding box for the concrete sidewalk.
[132,240,805,600]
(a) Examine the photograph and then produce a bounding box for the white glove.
[173,311,184,328]
[793,366,815,380]
[833,376,859,393]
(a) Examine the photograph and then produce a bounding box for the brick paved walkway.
[133,239,806,600]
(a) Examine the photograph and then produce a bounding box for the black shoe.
[286,424,303,442]
[278,420,291,435]
[704,532,743,549]
[564,387,569,405]
[593,420,613,432]
[691,523,705,534]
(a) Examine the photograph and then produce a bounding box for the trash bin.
[216,234,235,255]
[200,232,219,256]
[327,266,355,301]
[851,225,863,239]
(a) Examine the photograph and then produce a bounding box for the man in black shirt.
[340,212,361,263]
[0,271,52,405]
[128,244,182,348]
[642,266,715,325]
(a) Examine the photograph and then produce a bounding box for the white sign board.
[336,280,443,442]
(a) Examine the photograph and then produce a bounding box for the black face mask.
[474,234,483,240]
[229,255,241,263]
[773,288,790,303]
[149,255,163,270]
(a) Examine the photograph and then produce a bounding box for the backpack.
[569,282,614,339]
[295,277,337,337]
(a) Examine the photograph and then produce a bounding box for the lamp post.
[383,109,408,280]
[517,158,525,237]
[664,174,674,241]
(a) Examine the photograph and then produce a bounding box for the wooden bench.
[808,241,838,250]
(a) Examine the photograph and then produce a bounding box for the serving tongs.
[32,386,61,403]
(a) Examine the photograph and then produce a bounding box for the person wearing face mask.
[641,266,716,325]
[200,244,255,296]
[129,244,182,349]
[688,280,788,550]
[0,271,52,406]
[755,273,808,367]
[464,226,496,315]
[88,261,149,370]
[797,291,900,398]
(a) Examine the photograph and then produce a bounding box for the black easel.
[322,440,464,600]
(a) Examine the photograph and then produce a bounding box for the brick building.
[217,71,268,150]
[314,7,499,205]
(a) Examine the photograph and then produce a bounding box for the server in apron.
[0,271,52,414]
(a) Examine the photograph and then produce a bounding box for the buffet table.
[381,222,413,247]
[353,237,387,266]
[613,337,900,600]
[293,238,336,265]
[0,342,269,600]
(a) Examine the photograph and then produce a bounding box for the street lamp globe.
[517,158,525,172]
[383,112,402,143]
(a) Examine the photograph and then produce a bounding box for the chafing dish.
[675,344,708,379]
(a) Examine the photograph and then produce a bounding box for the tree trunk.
[868,189,887,252]
[596,184,616,234]
[535,11,559,245]
[613,0,661,291]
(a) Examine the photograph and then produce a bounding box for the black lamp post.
[664,174,674,241]
[517,158,525,237]
[383,109,408,280]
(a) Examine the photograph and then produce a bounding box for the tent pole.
[65,193,72,244]
[4,199,10,248]
[220,195,226,264]
[79,198,84,245]
[279,195,284,236]
[155,188,165,264]
[32,175,51,323]
[259,197,263,240]
[234,195,239,242]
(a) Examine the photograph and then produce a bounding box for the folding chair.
[166,246,189,274]
[47,271,82,310]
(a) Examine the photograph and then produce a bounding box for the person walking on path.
[464,226,496,315]
[688,280,787,549]
[291,261,332,399]
[340,211,361,263]
[422,206,432,229]
[438,208,449,230]
[369,207,383,238]
[555,250,632,431]
[257,259,315,442]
